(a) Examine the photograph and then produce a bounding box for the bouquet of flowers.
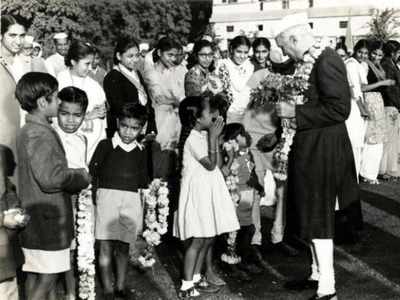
[221,140,241,265]
[248,49,320,181]
[76,188,96,300]
[214,61,234,105]
[137,179,169,268]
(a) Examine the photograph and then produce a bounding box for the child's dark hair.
[65,40,95,67]
[252,37,271,52]
[207,92,228,121]
[15,72,58,112]
[229,35,251,53]
[383,40,400,58]
[187,39,215,71]
[113,37,139,65]
[118,103,148,126]
[178,96,208,169]
[223,123,252,147]
[153,37,181,63]
[58,86,89,113]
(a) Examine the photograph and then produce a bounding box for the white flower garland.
[221,140,241,265]
[137,179,169,268]
[76,187,96,300]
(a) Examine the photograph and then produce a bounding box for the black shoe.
[178,287,200,299]
[309,293,337,300]
[273,242,299,257]
[194,277,220,293]
[284,278,318,291]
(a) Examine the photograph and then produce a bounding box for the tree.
[2,0,192,60]
[2,0,86,56]
[367,9,400,41]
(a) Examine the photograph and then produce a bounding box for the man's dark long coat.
[288,47,359,241]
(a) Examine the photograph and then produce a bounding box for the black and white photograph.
[1,0,400,299]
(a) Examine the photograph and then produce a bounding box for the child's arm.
[247,152,265,196]
[29,135,90,193]
[198,117,225,171]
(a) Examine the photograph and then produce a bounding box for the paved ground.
[92,181,400,300]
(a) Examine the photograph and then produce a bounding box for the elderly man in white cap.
[45,32,69,77]
[274,13,358,300]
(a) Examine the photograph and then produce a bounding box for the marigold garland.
[137,179,169,268]
[76,188,96,300]
[221,140,241,265]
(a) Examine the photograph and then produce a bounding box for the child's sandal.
[178,287,200,299]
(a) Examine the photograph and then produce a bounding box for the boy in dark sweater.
[89,103,150,299]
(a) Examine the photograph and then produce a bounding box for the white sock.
[312,239,335,295]
[193,273,201,283]
[309,243,320,281]
[180,280,193,291]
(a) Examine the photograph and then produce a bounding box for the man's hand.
[276,102,296,118]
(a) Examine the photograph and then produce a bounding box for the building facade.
[211,0,400,41]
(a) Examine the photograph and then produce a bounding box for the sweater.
[89,139,150,192]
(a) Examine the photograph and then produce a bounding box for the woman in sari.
[143,37,186,179]
[379,40,400,180]
[360,41,395,184]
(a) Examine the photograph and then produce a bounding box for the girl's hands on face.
[209,116,224,138]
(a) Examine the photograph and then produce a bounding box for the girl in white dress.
[215,36,254,123]
[174,96,239,298]
[57,40,107,161]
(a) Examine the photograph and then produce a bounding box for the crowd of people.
[1,11,400,300]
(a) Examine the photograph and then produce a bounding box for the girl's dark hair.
[1,15,26,35]
[383,40,400,58]
[223,123,252,147]
[113,37,139,65]
[153,37,181,63]
[65,40,95,67]
[118,103,148,126]
[178,96,208,168]
[229,35,251,53]
[206,92,228,121]
[15,72,58,112]
[58,86,89,113]
[369,40,385,53]
[187,39,215,71]
[252,37,271,52]
[352,39,369,57]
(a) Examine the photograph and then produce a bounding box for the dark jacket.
[381,57,400,110]
[103,69,157,138]
[288,48,359,240]
[17,115,89,250]
[0,179,24,282]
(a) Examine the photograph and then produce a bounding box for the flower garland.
[221,140,241,265]
[76,187,96,300]
[137,179,169,268]
[214,61,234,105]
[248,47,322,181]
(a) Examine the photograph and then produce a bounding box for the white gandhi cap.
[53,32,68,40]
[273,12,310,37]
[139,43,149,51]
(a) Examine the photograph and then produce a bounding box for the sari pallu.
[363,92,386,144]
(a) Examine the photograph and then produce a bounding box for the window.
[228,0,238,3]
[222,0,227,2]
[339,21,348,29]
[227,25,234,32]
[309,22,313,29]
[309,0,314,7]
[260,1,264,11]
[282,0,289,9]
[258,24,264,31]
